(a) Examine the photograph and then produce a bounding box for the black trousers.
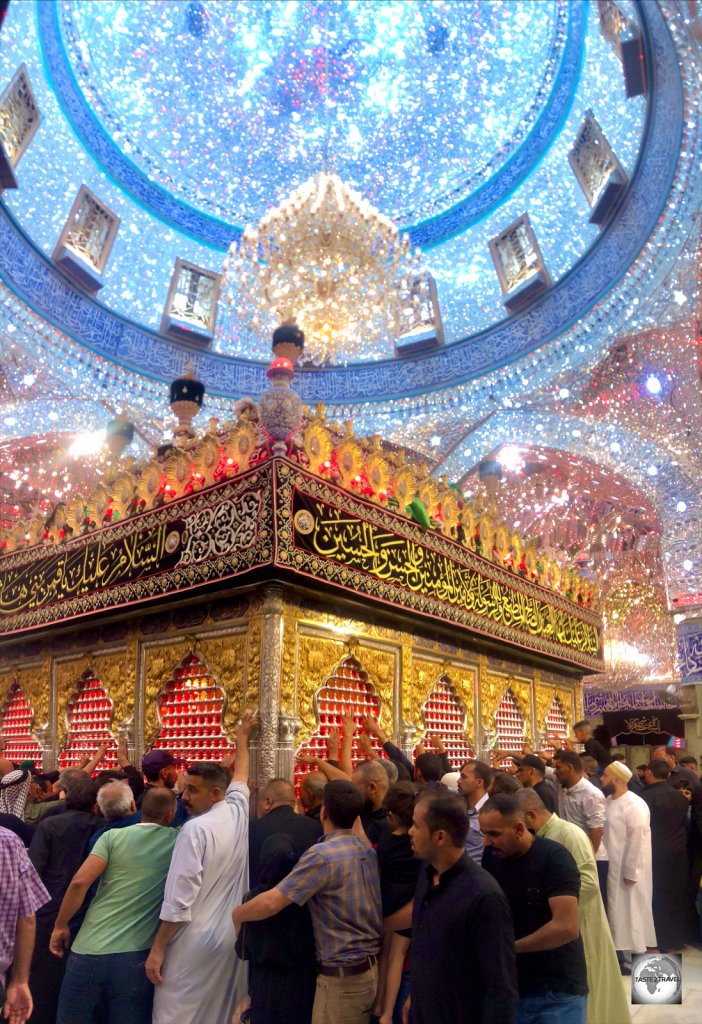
[597,859,608,915]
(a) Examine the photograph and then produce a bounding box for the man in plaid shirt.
[0,826,50,1024]
[234,779,382,1024]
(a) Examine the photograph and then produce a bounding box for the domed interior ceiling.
[0,0,701,680]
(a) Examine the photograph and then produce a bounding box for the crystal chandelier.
[223,172,417,363]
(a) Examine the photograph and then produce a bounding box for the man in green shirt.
[48,787,177,1024]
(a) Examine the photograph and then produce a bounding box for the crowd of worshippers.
[0,713,701,1024]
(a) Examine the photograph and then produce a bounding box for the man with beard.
[352,758,391,845]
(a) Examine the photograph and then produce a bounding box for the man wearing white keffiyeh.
[0,770,31,819]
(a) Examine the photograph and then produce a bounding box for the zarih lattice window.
[150,653,233,768]
[295,656,385,792]
[59,670,117,772]
[0,63,41,169]
[54,184,120,275]
[0,682,43,768]
[488,213,550,296]
[416,675,474,767]
[543,697,569,758]
[494,689,526,759]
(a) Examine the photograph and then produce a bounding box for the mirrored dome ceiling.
[0,0,656,368]
[57,0,567,229]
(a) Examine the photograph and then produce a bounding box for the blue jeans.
[56,949,153,1024]
[516,991,587,1024]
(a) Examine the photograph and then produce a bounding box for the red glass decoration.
[150,653,233,769]
[295,656,385,793]
[58,670,117,772]
[0,682,43,768]
[414,676,475,766]
[494,689,526,767]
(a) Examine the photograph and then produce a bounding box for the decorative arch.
[0,681,43,768]
[59,669,117,772]
[150,652,233,768]
[295,655,385,792]
[415,674,475,767]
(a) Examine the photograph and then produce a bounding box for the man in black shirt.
[249,778,321,886]
[573,721,609,769]
[515,754,559,812]
[480,793,588,1024]
[406,789,517,1024]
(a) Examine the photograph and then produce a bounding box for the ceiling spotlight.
[496,445,523,473]
[558,387,570,399]
[645,374,662,395]
[676,500,687,512]
[69,428,106,458]
[672,289,687,306]
[610,441,621,453]
[683,559,693,572]
[647,465,658,476]
[22,373,35,386]
[430,435,441,447]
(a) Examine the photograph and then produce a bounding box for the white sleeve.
[621,801,647,882]
[159,825,205,923]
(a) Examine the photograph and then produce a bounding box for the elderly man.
[234,779,382,1024]
[480,794,588,1024]
[300,770,326,823]
[249,777,321,886]
[146,713,254,1024]
[516,788,630,1024]
[601,760,655,963]
[49,789,177,1024]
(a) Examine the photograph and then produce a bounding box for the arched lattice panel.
[543,696,569,757]
[150,652,233,768]
[494,689,526,763]
[295,656,385,792]
[0,682,43,768]
[59,670,117,772]
[414,675,475,767]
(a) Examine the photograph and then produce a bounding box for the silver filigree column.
[258,584,284,788]
[277,711,301,782]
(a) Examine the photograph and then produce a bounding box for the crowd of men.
[0,713,700,1024]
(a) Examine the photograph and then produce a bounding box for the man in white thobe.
[602,759,656,956]
[146,713,254,1024]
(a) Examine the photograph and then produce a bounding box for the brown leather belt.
[318,955,378,977]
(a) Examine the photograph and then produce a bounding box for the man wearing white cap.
[602,760,656,963]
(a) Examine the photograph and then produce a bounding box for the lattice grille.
[295,656,385,791]
[151,653,233,768]
[495,689,526,755]
[415,675,474,767]
[0,682,43,768]
[59,670,117,771]
[543,697,569,757]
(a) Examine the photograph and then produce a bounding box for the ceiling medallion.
[223,171,416,363]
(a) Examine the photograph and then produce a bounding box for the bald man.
[352,758,391,844]
[299,771,326,823]
[249,778,321,886]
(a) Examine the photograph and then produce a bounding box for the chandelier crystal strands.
[223,172,417,363]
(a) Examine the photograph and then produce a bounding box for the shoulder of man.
[534,835,580,881]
